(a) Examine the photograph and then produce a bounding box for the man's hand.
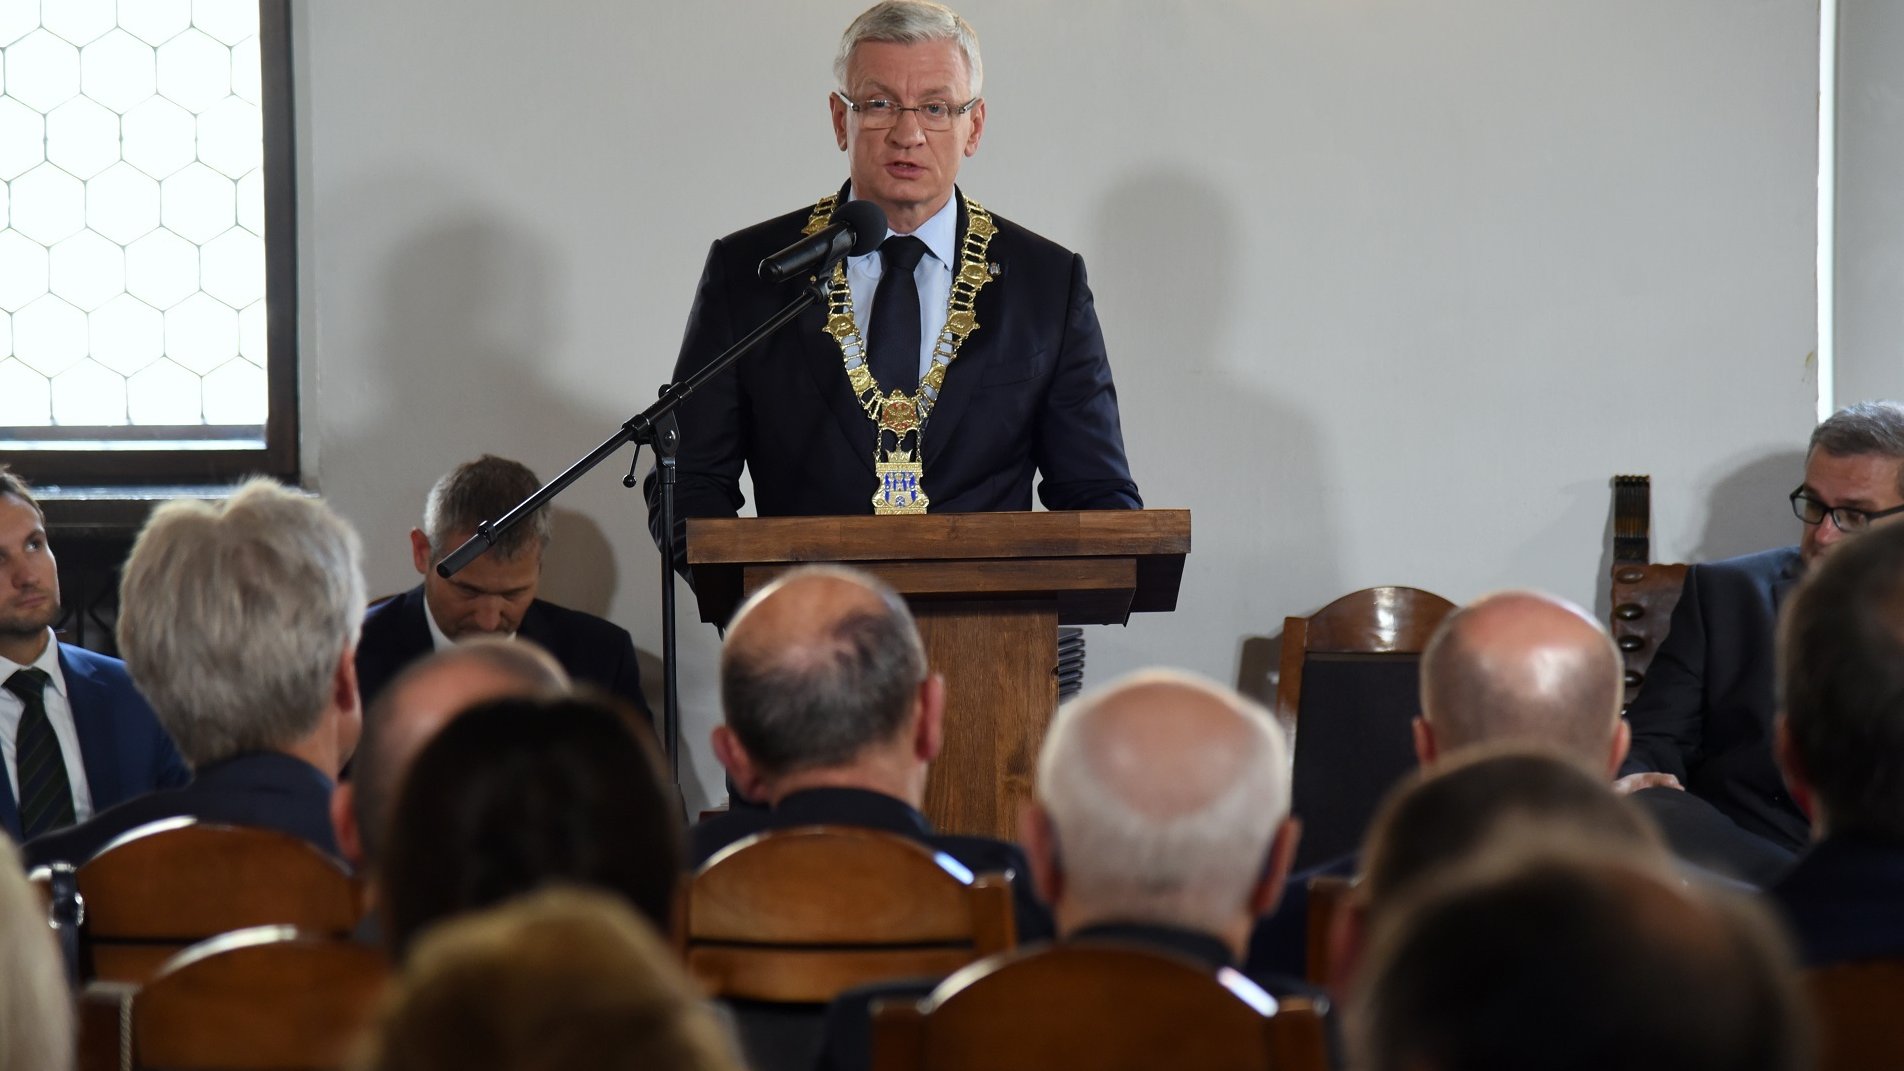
[1613,772,1685,795]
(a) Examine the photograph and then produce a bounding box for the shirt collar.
[0,630,67,698]
[422,596,455,653]
[845,186,959,273]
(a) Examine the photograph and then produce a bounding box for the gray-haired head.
[117,480,366,767]
[719,565,926,777]
[835,1,983,97]
[1811,401,1904,497]
[420,455,550,563]
[1035,669,1291,937]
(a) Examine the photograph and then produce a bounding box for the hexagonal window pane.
[200,227,261,307]
[79,29,157,113]
[0,96,46,180]
[159,163,234,244]
[46,96,119,179]
[192,0,256,47]
[201,357,262,423]
[43,0,115,47]
[87,162,162,244]
[0,231,48,310]
[6,30,80,112]
[0,3,38,49]
[235,168,262,234]
[122,96,194,179]
[231,35,259,105]
[120,0,191,48]
[237,298,264,365]
[197,96,259,178]
[90,293,162,375]
[163,292,236,374]
[11,163,86,244]
[48,230,123,310]
[50,358,126,425]
[126,358,197,424]
[124,229,198,309]
[154,29,227,113]
[13,294,87,377]
[0,359,50,426]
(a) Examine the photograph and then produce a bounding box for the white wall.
[1833,0,1904,409]
[298,1,1819,811]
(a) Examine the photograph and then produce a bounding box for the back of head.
[1359,747,1664,915]
[1418,590,1623,768]
[836,1,982,95]
[1810,400,1904,478]
[1779,519,1904,839]
[117,480,365,767]
[357,886,739,1071]
[1035,669,1289,935]
[380,694,681,960]
[719,565,926,777]
[420,455,548,563]
[1353,847,1807,1071]
[0,836,71,1071]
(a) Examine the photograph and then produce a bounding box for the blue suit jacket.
[0,644,189,843]
[1771,834,1904,967]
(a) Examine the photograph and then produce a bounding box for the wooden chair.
[676,825,1017,1004]
[81,926,388,1071]
[870,943,1330,1071]
[1609,475,1688,711]
[1278,586,1456,869]
[1302,874,1356,988]
[1806,958,1904,1071]
[36,818,365,985]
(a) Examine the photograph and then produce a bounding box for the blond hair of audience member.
[1025,669,1298,955]
[117,479,366,774]
[0,835,72,1071]
[1415,589,1629,777]
[1351,844,1808,1071]
[355,886,740,1071]
[332,638,569,872]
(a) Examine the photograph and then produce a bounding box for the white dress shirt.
[843,190,960,383]
[0,633,96,821]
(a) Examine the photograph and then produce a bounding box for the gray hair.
[1036,669,1291,936]
[720,565,926,777]
[835,1,983,97]
[421,455,551,562]
[1811,401,1904,496]
[0,836,71,1071]
[117,480,366,767]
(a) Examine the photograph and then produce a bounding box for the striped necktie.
[7,668,75,838]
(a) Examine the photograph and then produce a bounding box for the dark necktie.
[868,235,929,393]
[7,668,75,838]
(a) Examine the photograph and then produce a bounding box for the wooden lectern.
[685,510,1190,840]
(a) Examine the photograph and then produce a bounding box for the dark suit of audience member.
[1772,835,1904,967]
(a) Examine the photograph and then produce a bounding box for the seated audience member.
[1622,400,1904,866]
[0,466,186,842]
[1351,847,1809,1071]
[0,835,72,1071]
[354,887,741,1071]
[1772,518,1904,966]
[355,455,648,720]
[26,480,365,868]
[692,565,1049,938]
[378,694,680,960]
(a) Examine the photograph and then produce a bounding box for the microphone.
[758,199,887,283]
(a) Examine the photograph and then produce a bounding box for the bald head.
[1034,670,1293,942]
[1418,591,1625,771]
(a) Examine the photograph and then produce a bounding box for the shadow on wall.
[1075,167,1335,709]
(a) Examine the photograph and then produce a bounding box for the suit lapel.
[61,645,120,809]
[921,192,994,467]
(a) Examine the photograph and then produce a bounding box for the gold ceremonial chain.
[801,192,997,513]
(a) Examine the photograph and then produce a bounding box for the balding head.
[1417,590,1627,775]
[716,566,937,804]
[1029,670,1297,953]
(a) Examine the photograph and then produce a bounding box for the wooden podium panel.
[687,510,1189,839]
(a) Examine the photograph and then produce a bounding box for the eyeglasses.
[1789,487,1904,533]
[834,91,979,132]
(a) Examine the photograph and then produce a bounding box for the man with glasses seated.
[1617,400,1904,881]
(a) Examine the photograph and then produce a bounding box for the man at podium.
[645,0,1140,549]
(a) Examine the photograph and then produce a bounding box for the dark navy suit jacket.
[0,644,189,843]
[24,751,338,868]
[1621,546,1809,856]
[354,585,649,721]
[1771,834,1904,967]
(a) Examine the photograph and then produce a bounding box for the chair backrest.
[123,926,388,1071]
[1807,958,1904,1071]
[677,825,1016,1004]
[70,819,363,985]
[1278,586,1456,870]
[870,943,1330,1071]
[1609,474,1689,711]
[1302,875,1355,988]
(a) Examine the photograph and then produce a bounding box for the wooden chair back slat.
[1807,958,1904,1071]
[1302,875,1355,987]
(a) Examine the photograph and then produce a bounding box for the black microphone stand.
[435,274,832,783]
